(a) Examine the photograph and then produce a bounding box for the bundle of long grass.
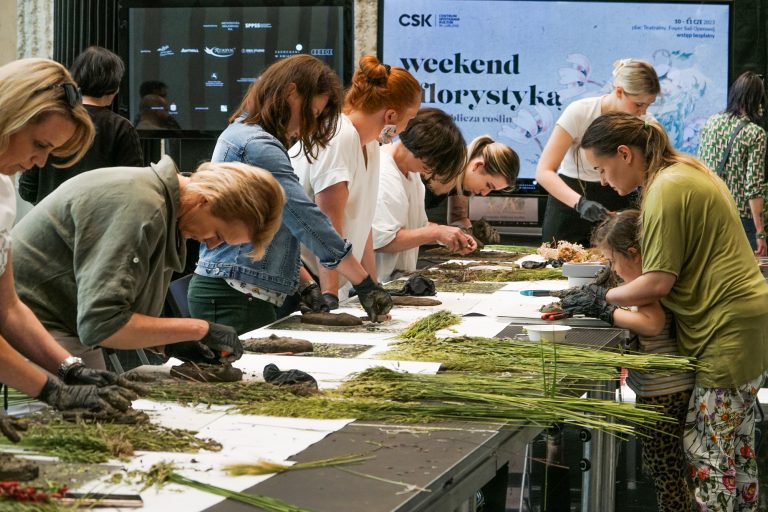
[224,454,372,476]
[226,368,671,437]
[381,336,696,383]
[399,310,461,341]
[0,412,221,463]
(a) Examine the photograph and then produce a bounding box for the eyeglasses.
[34,82,83,108]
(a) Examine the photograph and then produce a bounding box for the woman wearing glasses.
[0,58,137,425]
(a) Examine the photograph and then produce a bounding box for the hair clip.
[60,83,83,107]
[384,64,391,75]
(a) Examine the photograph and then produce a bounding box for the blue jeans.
[741,217,757,251]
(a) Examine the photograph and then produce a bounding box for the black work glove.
[322,292,339,311]
[62,363,151,396]
[575,197,610,223]
[199,322,243,363]
[0,413,26,443]
[559,284,616,324]
[299,282,329,313]
[263,363,318,389]
[165,341,221,365]
[36,375,136,413]
[354,275,393,323]
[391,275,436,296]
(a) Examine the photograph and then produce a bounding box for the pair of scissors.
[541,311,569,321]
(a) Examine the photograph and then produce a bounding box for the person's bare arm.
[361,230,378,283]
[749,197,766,256]
[605,271,676,307]
[314,182,349,296]
[535,125,582,208]
[447,195,471,227]
[0,255,70,373]
[612,301,666,337]
[99,313,209,349]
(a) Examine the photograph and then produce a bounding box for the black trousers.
[541,175,638,246]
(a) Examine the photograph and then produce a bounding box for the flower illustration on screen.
[498,106,554,153]
[649,49,709,151]
[557,53,605,100]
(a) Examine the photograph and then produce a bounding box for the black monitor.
[118,0,353,139]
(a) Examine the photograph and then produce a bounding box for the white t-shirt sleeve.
[0,176,16,276]
[373,161,409,249]
[555,96,602,181]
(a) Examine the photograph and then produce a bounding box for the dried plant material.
[170,362,243,383]
[537,241,605,263]
[242,334,313,354]
[300,312,363,326]
[224,453,372,476]
[399,311,461,341]
[391,296,442,306]
[0,453,39,481]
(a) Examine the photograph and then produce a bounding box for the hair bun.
[612,58,632,78]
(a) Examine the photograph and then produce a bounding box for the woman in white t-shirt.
[0,59,143,425]
[373,108,473,282]
[536,59,660,246]
[292,55,421,305]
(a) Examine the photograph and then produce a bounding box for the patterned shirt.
[697,112,766,218]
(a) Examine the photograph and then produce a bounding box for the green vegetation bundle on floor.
[399,310,462,340]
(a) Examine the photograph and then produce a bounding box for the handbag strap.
[716,119,749,175]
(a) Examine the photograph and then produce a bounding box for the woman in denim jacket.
[189,55,392,334]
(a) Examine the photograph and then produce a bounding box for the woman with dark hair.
[698,71,767,255]
[576,111,768,511]
[372,108,473,282]
[189,54,392,334]
[291,55,421,305]
[19,46,143,204]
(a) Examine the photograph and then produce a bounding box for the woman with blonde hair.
[579,111,768,511]
[536,58,660,246]
[291,55,421,306]
[189,54,393,332]
[0,58,141,432]
[13,157,285,370]
[424,135,519,243]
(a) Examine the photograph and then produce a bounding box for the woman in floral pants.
[579,112,768,511]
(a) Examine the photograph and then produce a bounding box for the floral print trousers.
[684,371,766,511]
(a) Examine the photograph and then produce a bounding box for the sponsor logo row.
[140,46,334,58]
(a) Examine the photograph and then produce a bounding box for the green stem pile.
[0,413,221,463]
[140,462,313,511]
[380,335,696,383]
[398,311,461,341]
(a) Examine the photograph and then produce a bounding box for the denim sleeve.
[242,137,352,268]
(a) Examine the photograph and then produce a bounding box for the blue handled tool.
[520,290,556,297]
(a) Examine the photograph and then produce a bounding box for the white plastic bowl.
[524,324,572,342]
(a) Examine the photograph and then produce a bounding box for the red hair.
[344,55,421,115]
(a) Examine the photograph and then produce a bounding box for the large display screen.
[122,2,348,136]
[381,0,731,181]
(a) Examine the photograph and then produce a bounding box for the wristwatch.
[757,232,766,240]
[57,356,84,380]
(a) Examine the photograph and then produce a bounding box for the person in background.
[536,58,660,246]
[291,55,421,306]
[427,136,520,246]
[18,46,143,205]
[372,108,475,282]
[560,210,694,512]
[698,71,767,256]
[579,111,768,511]
[0,58,138,424]
[189,54,393,334]
[13,156,283,369]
